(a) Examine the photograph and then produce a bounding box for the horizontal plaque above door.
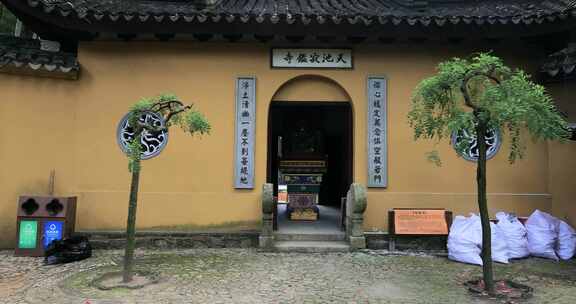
[271,48,353,69]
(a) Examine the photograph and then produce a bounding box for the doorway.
[267,101,353,233]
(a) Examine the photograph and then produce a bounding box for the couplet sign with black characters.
[367,77,387,188]
[234,77,256,189]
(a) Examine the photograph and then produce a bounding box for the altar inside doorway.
[279,160,326,221]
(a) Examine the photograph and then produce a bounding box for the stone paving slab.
[0,249,575,304]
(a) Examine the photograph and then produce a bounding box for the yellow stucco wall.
[0,75,78,248]
[272,75,351,102]
[549,141,576,226]
[0,41,568,248]
[548,83,576,227]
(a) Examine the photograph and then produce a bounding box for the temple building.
[0,0,575,249]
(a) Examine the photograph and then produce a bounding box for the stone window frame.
[450,127,502,162]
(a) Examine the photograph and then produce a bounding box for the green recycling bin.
[15,196,77,257]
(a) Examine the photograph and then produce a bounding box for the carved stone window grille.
[116,111,168,159]
[451,127,501,161]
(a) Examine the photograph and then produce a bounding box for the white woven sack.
[526,210,559,260]
[447,214,509,265]
[447,215,483,265]
[490,222,510,264]
[496,212,530,259]
[469,214,510,264]
[557,220,576,260]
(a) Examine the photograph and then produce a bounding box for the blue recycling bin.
[15,196,77,257]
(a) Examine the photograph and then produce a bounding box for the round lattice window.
[569,123,576,141]
[116,111,168,160]
[451,127,501,161]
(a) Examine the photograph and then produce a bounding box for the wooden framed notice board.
[388,208,453,251]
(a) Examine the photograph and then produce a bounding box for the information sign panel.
[393,209,449,235]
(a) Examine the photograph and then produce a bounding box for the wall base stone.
[76,231,446,252]
[76,231,259,250]
[349,236,366,250]
[365,232,447,252]
[258,236,274,249]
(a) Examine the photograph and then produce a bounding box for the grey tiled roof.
[542,43,576,78]
[0,35,79,79]
[8,0,576,27]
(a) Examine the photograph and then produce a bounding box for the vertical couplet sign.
[234,77,256,189]
[18,220,37,249]
[367,77,388,188]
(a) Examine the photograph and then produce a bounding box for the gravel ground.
[0,249,575,304]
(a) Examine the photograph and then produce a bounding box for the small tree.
[408,53,569,294]
[122,94,210,282]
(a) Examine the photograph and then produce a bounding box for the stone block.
[349,236,366,249]
[259,236,274,249]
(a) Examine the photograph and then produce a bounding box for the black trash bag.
[44,236,92,265]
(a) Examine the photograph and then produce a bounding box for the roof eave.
[3,0,576,41]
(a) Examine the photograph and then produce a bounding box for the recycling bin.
[15,196,77,257]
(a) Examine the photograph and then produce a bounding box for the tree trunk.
[123,157,141,283]
[476,117,495,295]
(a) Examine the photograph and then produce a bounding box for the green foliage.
[409,53,569,163]
[127,136,142,173]
[426,150,442,167]
[157,93,179,103]
[130,97,155,113]
[182,110,211,135]
[0,4,17,35]
[125,93,211,172]
[127,97,154,127]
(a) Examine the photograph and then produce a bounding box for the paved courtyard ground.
[0,249,575,304]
